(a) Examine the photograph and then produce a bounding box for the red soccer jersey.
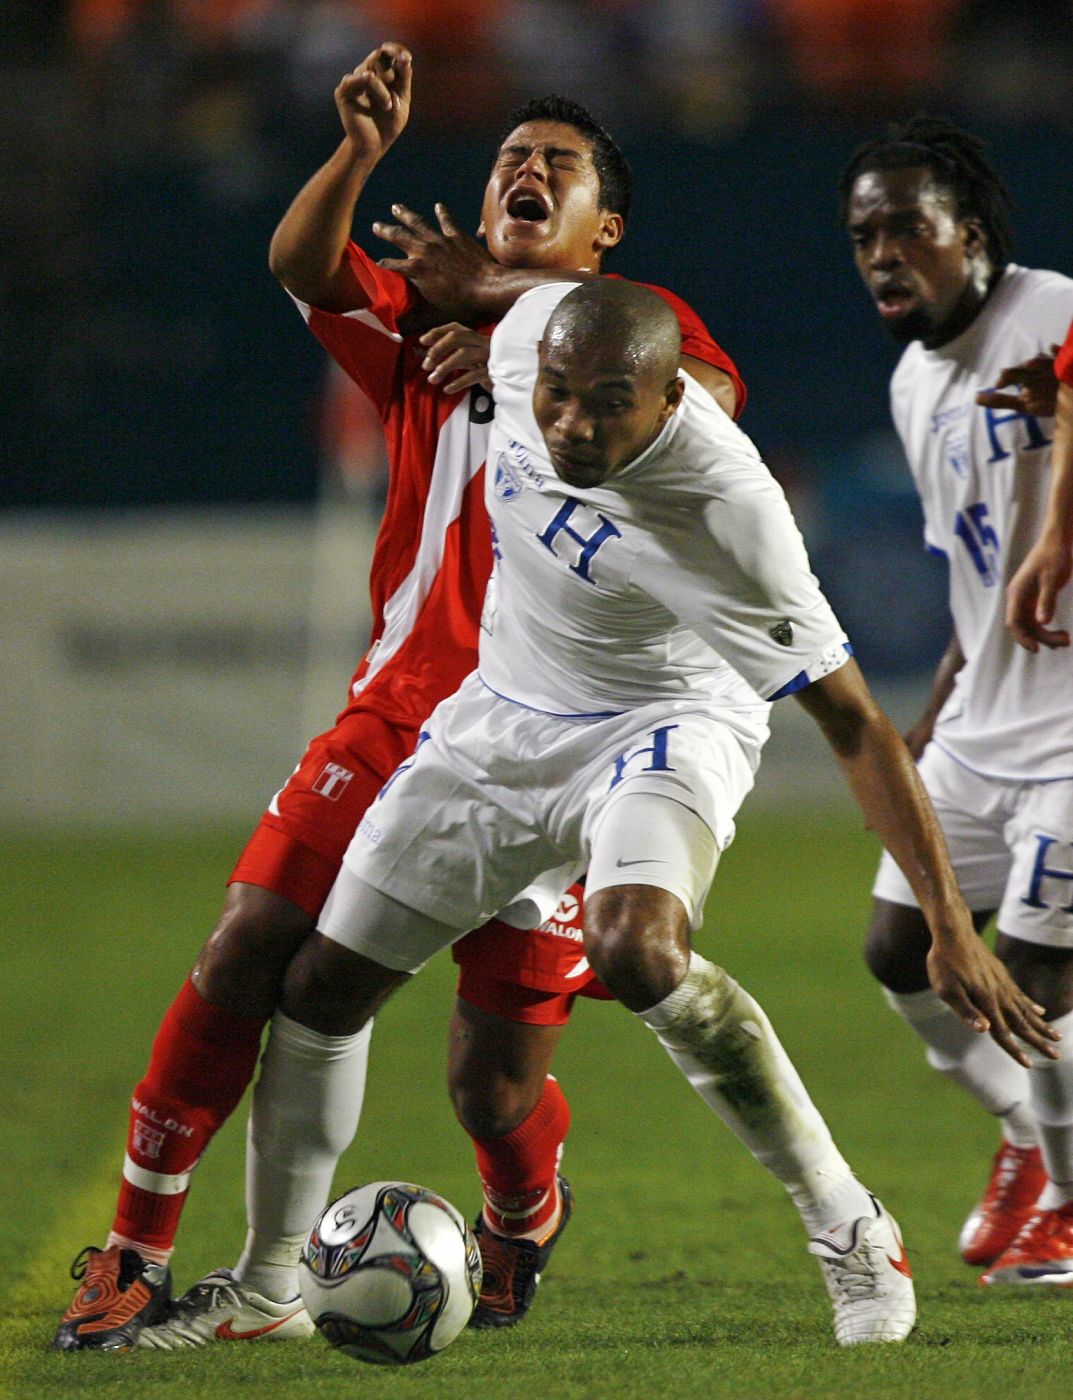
[1056,317,1073,388]
[298,242,745,732]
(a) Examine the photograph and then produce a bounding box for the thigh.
[872,743,1011,912]
[586,792,719,934]
[998,778,1073,950]
[865,896,993,992]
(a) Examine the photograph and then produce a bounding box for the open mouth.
[874,283,915,319]
[505,189,551,223]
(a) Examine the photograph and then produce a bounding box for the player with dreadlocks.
[842,115,1073,1285]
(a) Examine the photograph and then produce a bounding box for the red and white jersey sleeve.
[1056,317,1073,388]
[290,244,746,732]
[293,243,495,731]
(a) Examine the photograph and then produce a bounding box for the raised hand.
[975,347,1060,416]
[335,43,413,162]
[419,323,492,394]
[373,203,497,321]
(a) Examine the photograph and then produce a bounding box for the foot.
[52,1245,171,1352]
[136,1268,314,1348]
[469,1176,573,1329]
[808,1195,916,1346]
[981,1202,1073,1286]
[958,1142,1046,1267]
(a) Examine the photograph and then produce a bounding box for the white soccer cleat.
[808,1195,916,1346]
[136,1268,315,1349]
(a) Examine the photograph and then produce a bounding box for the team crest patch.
[312,762,354,800]
[769,619,794,646]
[493,452,523,501]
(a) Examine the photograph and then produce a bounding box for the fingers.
[975,389,1026,411]
[418,324,490,387]
[435,202,460,237]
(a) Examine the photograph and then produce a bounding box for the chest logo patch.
[769,619,794,647]
[493,452,523,501]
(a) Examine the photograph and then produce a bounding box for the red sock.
[110,978,265,1259]
[472,1076,571,1239]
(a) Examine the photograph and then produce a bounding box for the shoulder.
[989,265,1073,344]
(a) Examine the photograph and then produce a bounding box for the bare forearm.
[268,139,378,310]
[836,706,963,927]
[905,630,963,757]
[1043,382,1073,549]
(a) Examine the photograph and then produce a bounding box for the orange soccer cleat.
[958,1142,1046,1267]
[981,1201,1073,1286]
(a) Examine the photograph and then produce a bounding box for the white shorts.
[873,742,1073,948]
[319,673,764,970]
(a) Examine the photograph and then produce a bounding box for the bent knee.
[193,884,315,1013]
[863,898,933,993]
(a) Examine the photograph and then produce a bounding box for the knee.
[193,884,315,1015]
[584,886,690,1012]
[449,1068,534,1139]
[280,933,403,1035]
[996,938,1073,1018]
[863,900,932,993]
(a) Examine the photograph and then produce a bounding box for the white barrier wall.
[3,505,922,830]
[1,506,376,829]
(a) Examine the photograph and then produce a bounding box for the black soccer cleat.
[469,1176,573,1329]
[52,1245,172,1352]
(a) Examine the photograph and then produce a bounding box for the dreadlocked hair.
[496,95,633,223]
[838,115,1014,269]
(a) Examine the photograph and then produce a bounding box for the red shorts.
[453,884,614,1026]
[231,714,612,1024]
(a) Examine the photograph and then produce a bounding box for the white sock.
[233,1010,372,1301]
[883,986,1035,1139]
[639,953,872,1233]
[1030,1009,1073,1206]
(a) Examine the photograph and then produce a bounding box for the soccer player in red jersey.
[54,44,745,1350]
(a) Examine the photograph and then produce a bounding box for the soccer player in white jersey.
[266,276,1057,1346]
[841,115,1073,1284]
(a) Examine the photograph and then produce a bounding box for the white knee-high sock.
[883,986,1036,1145]
[1030,1009,1073,1207]
[639,953,872,1233]
[233,1010,372,1301]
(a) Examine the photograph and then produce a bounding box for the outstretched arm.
[268,43,413,312]
[1006,379,1073,651]
[795,658,1060,1065]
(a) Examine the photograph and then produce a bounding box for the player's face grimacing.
[847,166,990,349]
[533,340,684,489]
[478,121,624,272]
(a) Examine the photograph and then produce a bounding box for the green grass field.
[2,809,1070,1399]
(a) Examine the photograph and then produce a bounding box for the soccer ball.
[299,1181,482,1365]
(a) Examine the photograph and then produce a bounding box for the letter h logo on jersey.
[537,500,622,584]
[609,725,679,790]
[1021,834,1073,915]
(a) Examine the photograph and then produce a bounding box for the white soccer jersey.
[891,264,1073,780]
[478,283,850,718]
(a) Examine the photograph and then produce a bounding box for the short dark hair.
[496,95,633,223]
[838,115,1014,269]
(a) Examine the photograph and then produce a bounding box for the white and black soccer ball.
[300,1181,482,1365]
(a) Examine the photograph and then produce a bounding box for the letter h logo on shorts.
[609,725,679,790]
[537,500,622,583]
[312,762,355,801]
[1021,834,1073,914]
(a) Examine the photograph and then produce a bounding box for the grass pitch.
[2,809,1070,1399]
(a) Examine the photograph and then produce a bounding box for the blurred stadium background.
[3,0,1072,829]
